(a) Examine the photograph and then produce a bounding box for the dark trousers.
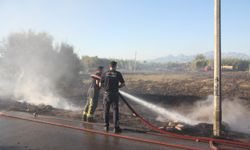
[83,87,100,117]
[103,92,119,128]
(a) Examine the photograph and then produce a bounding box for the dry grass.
[123,71,250,99]
[124,73,194,82]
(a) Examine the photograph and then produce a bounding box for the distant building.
[221,65,235,71]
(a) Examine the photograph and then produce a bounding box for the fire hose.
[119,93,250,149]
[0,113,201,150]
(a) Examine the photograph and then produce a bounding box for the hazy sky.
[0,0,249,60]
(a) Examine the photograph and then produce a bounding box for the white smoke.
[14,74,78,110]
[120,91,250,134]
[0,31,82,110]
[120,91,198,125]
[184,96,250,133]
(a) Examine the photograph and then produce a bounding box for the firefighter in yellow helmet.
[83,66,103,122]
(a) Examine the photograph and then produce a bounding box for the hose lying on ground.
[0,113,201,150]
[119,92,250,149]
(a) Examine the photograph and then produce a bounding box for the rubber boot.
[113,127,122,133]
[87,116,94,122]
[83,115,87,121]
[104,126,109,132]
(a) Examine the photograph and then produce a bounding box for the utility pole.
[213,0,222,137]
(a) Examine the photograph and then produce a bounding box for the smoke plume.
[0,31,82,110]
[121,91,250,134]
[179,96,250,133]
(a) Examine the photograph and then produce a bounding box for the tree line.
[192,54,250,71]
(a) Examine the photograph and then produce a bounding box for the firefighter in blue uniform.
[101,61,125,133]
[83,66,103,122]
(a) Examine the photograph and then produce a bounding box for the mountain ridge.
[152,51,250,63]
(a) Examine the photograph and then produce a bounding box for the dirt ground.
[123,71,250,100]
[0,71,249,141]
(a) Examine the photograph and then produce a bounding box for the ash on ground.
[159,121,250,141]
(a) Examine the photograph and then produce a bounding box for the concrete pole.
[213,0,222,137]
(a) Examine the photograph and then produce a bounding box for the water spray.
[119,91,197,125]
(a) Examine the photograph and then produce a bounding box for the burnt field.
[119,71,250,138]
[79,71,250,137]
[124,71,250,101]
[0,71,250,140]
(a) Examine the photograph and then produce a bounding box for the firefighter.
[101,61,125,133]
[83,66,103,122]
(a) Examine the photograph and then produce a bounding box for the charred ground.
[1,71,250,141]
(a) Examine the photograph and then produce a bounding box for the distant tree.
[56,43,82,86]
[193,54,209,69]
[81,56,109,72]
[81,56,139,72]
[195,54,206,60]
